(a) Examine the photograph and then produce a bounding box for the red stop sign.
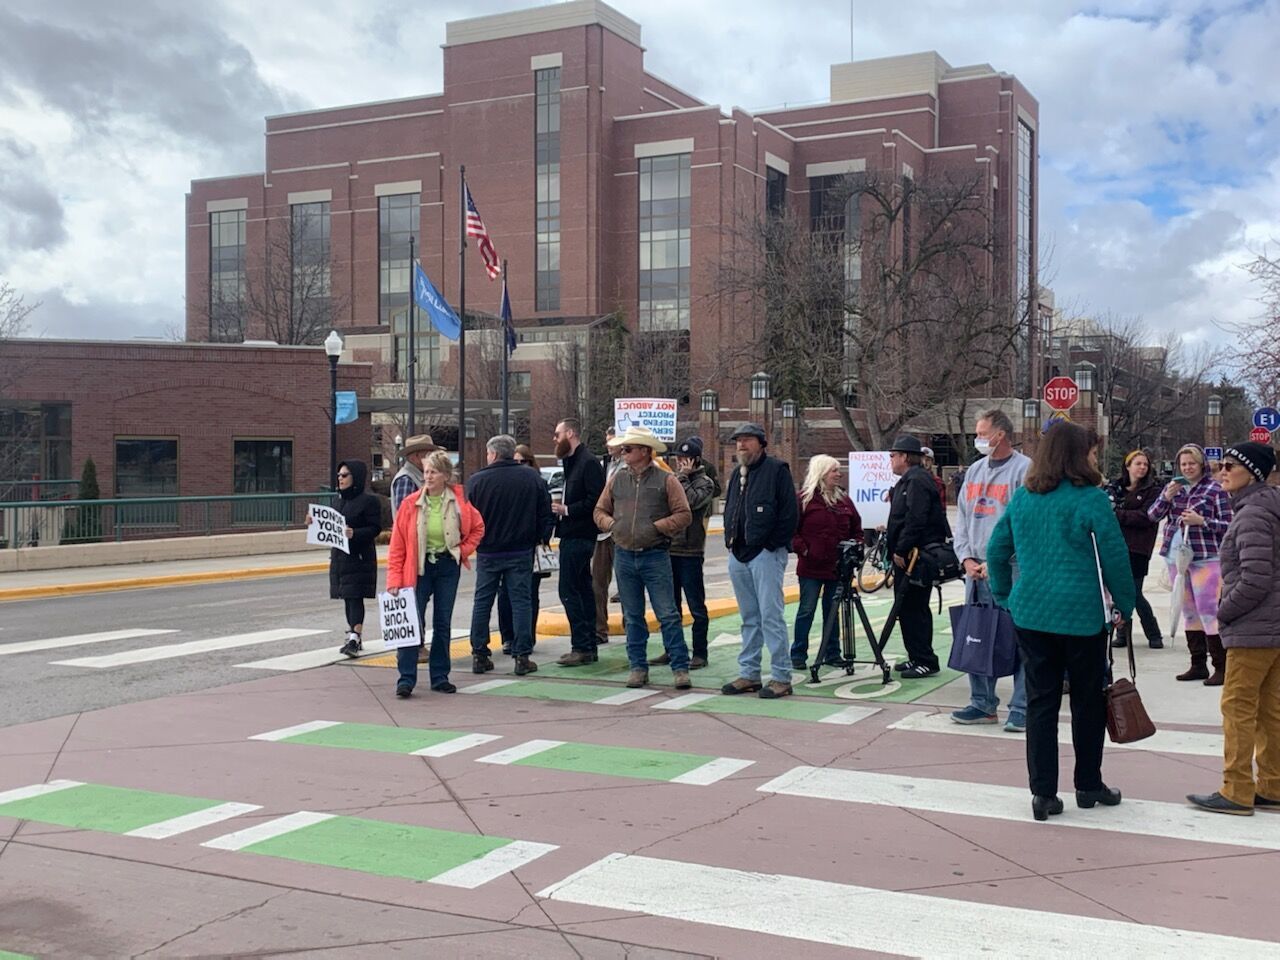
[1251,426,1273,443]
[1043,376,1080,411]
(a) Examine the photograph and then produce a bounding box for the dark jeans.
[892,573,937,670]
[472,551,535,658]
[670,554,709,658]
[1016,625,1108,797]
[395,554,460,691]
[615,546,689,672]
[558,537,598,652]
[1129,551,1162,641]
[791,576,836,662]
[498,574,543,649]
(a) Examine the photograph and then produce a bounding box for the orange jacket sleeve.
[458,494,485,565]
[386,494,415,591]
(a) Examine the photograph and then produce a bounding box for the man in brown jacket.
[594,426,693,690]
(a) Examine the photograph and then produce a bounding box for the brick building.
[185,0,1043,471]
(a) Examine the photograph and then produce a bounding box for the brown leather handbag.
[1092,533,1157,744]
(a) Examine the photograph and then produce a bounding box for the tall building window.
[233,439,293,494]
[535,67,561,311]
[809,174,863,389]
[766,167,787,217]
[209,209,246,342]
[291,202,330,337]
[638,153,691,331]
[1016,120,1034,304]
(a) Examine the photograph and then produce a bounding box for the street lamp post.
[324,330,344,490]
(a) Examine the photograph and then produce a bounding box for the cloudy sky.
[1,0,1276,347]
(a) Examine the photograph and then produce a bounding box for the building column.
[699,389,721,480]
[780,399,799,469]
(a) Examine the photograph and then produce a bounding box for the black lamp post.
[324,329,344,490]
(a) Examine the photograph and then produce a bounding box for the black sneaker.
[395,684,411,698]
[340,635,362,658]
[472,655,494,674]
[1148,636,1165,649]
[899,663,940,678]
[894,660,915,673]
[432,681,457,694]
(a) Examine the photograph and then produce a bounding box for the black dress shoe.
[1076,785,1122,808]
[1032,795,1064,821]
[1188,792,1253,815]
[432,681,457,694]
[1148,636,1165,649]
[395,684,412,698]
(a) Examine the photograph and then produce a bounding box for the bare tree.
[717,169,1026,450]
[1220,250,1280,403]
[0,281,40,489]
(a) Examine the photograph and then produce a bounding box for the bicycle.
[857,528,894,593]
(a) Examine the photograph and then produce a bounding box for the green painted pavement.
[0,951,35,959]
[474,679,625,703]
[283,722,479,754]
[0,784,225,834]
[513,742,715,781]
[240,815,510,882]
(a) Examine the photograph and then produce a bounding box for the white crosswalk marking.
[52,628,327,668]
[537,853,1280,958]
[202,811,336,851]
[431,840,559,888]
[0,629,178,657]
[235,647,349,672]
[124,802,262,839]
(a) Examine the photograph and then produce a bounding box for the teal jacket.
[988,483,1136,636]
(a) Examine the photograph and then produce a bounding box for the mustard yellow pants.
[1220,647,1280,807]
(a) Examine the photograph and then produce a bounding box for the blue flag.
[412,262,461,341]
[334,391,358,425]
[500,276,516,357]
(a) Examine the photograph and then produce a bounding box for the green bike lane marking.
[475,739,753,785]
[202,812,556,888]
[249,720,500,757]
[460,678,661,705]
[0,951,35,959]
[0,780,259,838]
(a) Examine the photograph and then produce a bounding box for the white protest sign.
[847,452,899,529]
[614,397,678,442]
[379,588,421,649]
[306,503,350,554]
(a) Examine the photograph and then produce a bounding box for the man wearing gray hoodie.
[950,409,1032,732]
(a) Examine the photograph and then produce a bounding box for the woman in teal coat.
[988,423,1136,822]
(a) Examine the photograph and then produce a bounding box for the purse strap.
[1092,532,1137,683]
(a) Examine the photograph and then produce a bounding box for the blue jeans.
[729,547,791,684]
[670,554,708,658]
[964,577,1026,719]
[558,537,598,652]
[395,554,460,691]
[470,551,534,658]
[790,576,836,662]
[614,546,689,672]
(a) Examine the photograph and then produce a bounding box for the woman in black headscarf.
[325,460,382,657]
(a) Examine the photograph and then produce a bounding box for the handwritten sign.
[614,397,678,442]
[306,503,350,554]
[847,452,899,529]
[379,588,421,649]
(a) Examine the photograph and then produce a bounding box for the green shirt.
[425,493,446,555]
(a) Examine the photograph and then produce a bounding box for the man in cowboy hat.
[593,426,693,690]
[391,434,438,515]
[720,422,799,699]
[885,435,949,678]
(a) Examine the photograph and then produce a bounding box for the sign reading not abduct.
[379,588,421,649]
[306,503,350,554]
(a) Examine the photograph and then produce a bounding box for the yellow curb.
[529,584,802,636]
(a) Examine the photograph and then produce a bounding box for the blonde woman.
[790,455,863,669]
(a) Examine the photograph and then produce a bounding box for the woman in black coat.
[327,460,382,657]
[1105,450,1164,649]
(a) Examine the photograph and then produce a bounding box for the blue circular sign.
[1254,407,1280,431]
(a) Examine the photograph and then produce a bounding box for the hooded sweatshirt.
[952,450,1032,564]
[1217,482,1280,648]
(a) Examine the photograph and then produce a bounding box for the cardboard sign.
[614,397,678,442]
[847,452,899,529]
[379,588,421,649]
[306,503,350,554]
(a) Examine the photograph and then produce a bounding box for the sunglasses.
[1217,462,1240,472]
[619,445,643,454]
[337,472,351,478]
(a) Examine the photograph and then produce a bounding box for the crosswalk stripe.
[818,705,881,725]
[652,693,717,710]
[123,802,262,839]
[202,811,336,851]
[758,767,1280,850]
[410,733,502,757]
[537,853,1280,957]
[889,710,1224,757]
[235,647,349,672]
[592,688,662,705]
[0,629,178,657]
[249,721,343,742]
[431,840,559,888]
[0,780,82,805]
[51,628,327,668]
[669,757,755,785]
[476,739,565,765]
[459,679,521,694]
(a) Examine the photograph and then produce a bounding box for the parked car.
[540,465,564,502]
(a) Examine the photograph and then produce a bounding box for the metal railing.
[0,492,333,549]
[0,479,80,503]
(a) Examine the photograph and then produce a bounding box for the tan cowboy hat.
[607,426,668,455]
[401,434,438,456]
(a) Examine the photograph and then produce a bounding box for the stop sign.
[1250,426,1273,443]
[1043,376,1080,411]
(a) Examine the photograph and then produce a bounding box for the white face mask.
[974,437,992,456]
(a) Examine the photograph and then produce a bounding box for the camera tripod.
[808,569,894,686]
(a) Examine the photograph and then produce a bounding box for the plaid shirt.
[1147,475,1233,560]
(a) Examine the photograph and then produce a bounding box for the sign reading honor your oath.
[305,503,350,554]
[379,588,422,649]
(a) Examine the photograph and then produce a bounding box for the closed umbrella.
[1167,525,1194,640]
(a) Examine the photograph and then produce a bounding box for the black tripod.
[808,545,893,686]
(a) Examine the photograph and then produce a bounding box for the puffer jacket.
[1217,482,1280,648]
[328,459,382,600]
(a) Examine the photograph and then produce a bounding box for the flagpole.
[500,257,510,436]
[458,166,467,478]
[407,235,417,440]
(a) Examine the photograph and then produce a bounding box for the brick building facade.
[185,0,1043,470]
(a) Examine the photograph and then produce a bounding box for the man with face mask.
[950,408,1032,731]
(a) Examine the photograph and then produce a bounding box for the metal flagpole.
[407,235,417,439]
[500,257,509,435]
[458,166,467,478]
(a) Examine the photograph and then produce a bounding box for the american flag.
[464,183,501,280]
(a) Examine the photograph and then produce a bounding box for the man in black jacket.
[465,434,554,676]
[552,418,606,666]
[720,423,799,699]
[885,435,949,677]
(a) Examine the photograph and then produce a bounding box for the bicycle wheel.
[857,543,890,593]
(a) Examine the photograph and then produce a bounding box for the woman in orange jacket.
[386,449,484,697]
